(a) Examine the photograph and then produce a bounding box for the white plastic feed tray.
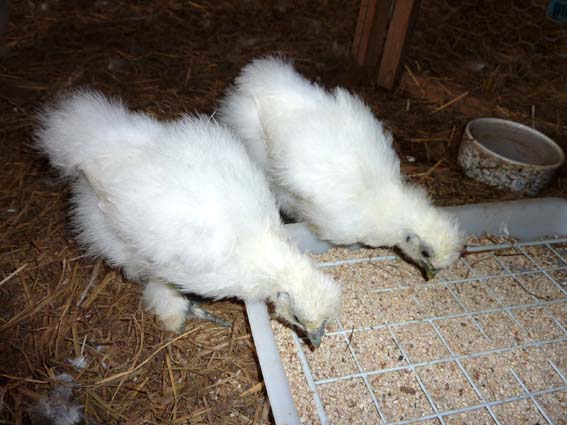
[246,198,567,424]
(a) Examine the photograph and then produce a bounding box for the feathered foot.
[143,281,231,332]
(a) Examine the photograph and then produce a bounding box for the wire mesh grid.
[283,238,567,424]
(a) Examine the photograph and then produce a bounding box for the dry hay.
[400,0,567,204]
[1,0,566,424]
[410,0,567,125]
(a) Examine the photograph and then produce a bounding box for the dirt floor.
[0,0,565,424]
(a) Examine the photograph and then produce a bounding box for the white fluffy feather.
[219,57,463,271]
[36,90,341,338]
[31,374,82,425]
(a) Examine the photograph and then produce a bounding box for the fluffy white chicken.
[219,57,463,278]
[36,90,341,346]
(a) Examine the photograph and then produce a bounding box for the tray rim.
[246,197,567,425]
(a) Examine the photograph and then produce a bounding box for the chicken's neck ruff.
[362,182,462,269]
[238,229,308,296]
[363,182,436,246]
[242,228,341,326]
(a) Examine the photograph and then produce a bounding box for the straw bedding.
[1,0,565,423]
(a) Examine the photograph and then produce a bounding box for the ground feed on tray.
[272,235,567,424]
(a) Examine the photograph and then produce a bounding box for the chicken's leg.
[143,280,231,332]
[186,296,232,328]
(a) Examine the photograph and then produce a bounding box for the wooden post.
[377,0,421,90]
[352,0,393,67]
[352,0,421,90]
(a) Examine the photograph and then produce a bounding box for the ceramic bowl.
[458,118,565,195]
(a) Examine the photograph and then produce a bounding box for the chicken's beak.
[307,321,327,348]
[422,259,438,281]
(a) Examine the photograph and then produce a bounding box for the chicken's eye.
[421,250,430,258]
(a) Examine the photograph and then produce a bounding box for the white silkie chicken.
[219,57,463,278]
[36,90,341,346]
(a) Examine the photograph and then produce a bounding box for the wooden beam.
[352,0,375,65]
[377,0,421,90]
[352,0,392,67]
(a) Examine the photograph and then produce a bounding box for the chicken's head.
[271,268,341,348]
[398,207,463,280]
